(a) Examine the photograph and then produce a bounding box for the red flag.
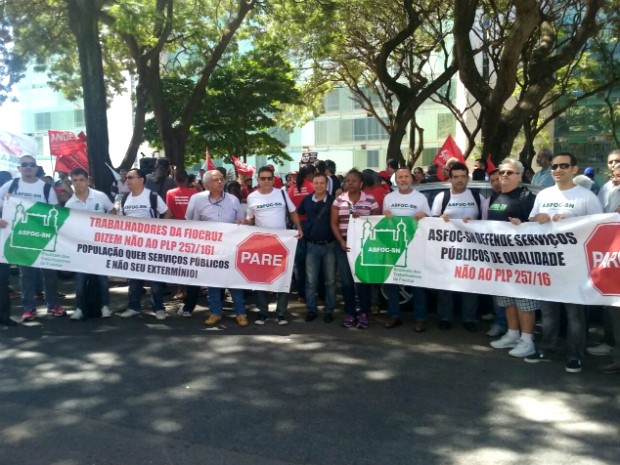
[48,130,87,156]
[432,135,465,181]
[205,147,216,170]
[54,150,89,173]
[486,155,496,173]
[231,154,256,177]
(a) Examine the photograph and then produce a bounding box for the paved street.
[1,277,619,465]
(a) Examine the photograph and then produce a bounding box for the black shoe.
[323,313,334,323]
[463,321,478,332]
[305,312,318,322]
[438,320,451,330]
[524,351,553,364]
[0,318,17,326]
[565,359,582,373]
[384,318,403,329]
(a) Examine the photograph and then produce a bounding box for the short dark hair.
[313,172,328,183]
[449,162,469,177]
[128,168,146,180]
[489,168,499,176]
[325,160,336,173]
[553,152,577,167]
[258,165,274,176]
[175,169,189,183]
[70,168,89,178]
[345,168,363,182]
[386,158,399,170]
[315,160,327,173]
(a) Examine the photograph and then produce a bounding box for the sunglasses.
[259,176,274,181]
[551,163,572,170]
[498,170,517,176]
[20,162,37,168]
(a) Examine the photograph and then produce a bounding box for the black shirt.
[488,187,535,223]
[297,194,335,242]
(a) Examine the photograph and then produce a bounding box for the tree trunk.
[118,76,148,171]
[66,0,113,194]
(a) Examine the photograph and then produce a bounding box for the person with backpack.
[431,162,485,332]
[0,155,65,322]
[116,168,172,320]
[64,168,116,321]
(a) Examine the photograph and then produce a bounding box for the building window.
[367,150,379,167]
[35,112,51,131]
[74,109,85,127]
[437,113,454,139]
[324,90,340,112]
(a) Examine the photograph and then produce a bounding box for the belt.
[307,239,333,246]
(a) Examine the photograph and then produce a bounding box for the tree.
[453,0,606,165]
[143,44,300,166]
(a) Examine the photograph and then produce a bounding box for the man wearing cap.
[583,167,600,195]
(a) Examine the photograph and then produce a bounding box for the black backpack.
[440,189,482,220]
[120,191,159,218]
[9,178,52,203]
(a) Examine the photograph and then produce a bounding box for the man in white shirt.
[0,155,64,322]
[246,165,302,325]
[116,168,172,320]
[382,168,431,332]
[64,168,115,320]
[431,162,485,332]
[526,152,603,373]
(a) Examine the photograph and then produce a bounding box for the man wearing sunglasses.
[526,152,603,373]
[598,149,620,211]
[0,155,64,322]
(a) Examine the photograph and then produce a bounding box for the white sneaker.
[586,343,613,356]
[100,306,112,318]
[509,339,536,357]
[71,308,84,320]
[119,309,139,318]
[490,332,520,349]
[177,306,192,318]
[481,313,495,321]
[155,310,167,320]
[486,324,505,337]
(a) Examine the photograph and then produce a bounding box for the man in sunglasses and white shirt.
[0,155,65,322]
[526,152,602,373]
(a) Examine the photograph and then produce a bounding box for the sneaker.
[486,324,505,337]
[177,306,192,318]
[599,362,620,374]
[305,312,318,322]
[490,332,521,349]
[481,312,495,321]
[356,313,369,329]
[323,313,334,323]
[21,309,36,321]
[342,314,356,328]
[586,343,613,356]
[236,315,248,327]
[119,309,139,318]
[100,306,112,318]
[414,320,426,333]
[255,315,267,326]
[565,359,582,373]
[204,315,222,326]
[384,317,402,329]
[277,316,289,326]
[48,305,66,317]
[524,351,553,364]
[71,308,84,321]
[155,310,167,321]
[508,339,536,358]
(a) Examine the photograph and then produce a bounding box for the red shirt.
[287,179,314,220]
[363,185,388,210]
[166,186,198,220]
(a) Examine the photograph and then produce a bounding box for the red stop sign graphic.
[236,233,289,284]
[584,223,620,296]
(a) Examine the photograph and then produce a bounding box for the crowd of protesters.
[1,149,620,376]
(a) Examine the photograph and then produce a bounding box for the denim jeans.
[20,266,58,310]
[539,301,586,359]
[128,279,164,311]
[385,284,428,320]
[335,246,371,315]
[437,291,478,323]
[256,291,288,317]
[75,273,110,309]
[305,241,336,314]
[208,287,245,316]
[0,263,11,320]
[294,236,307,299]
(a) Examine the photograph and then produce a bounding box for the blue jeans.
[294,236,307,299]
[208,287,245,316]
[305,241,336,314]
[437,291,478,323]
[256,291,288,317]
[540,301,586,359]
[0,263,11,320]
[75,273,110,309]
[128,279,164,311]
[386,285,428,320]
[20,266,58,310]
[335,246,371,315]
[494,301,507,330]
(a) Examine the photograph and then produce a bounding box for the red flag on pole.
[48,130,87,156]
[486,155,496,173]
[54,150,89,173]
[205,147,216,170]
[432,135,465,181]
[231,154,256,177]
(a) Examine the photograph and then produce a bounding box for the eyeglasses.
[551,163,572,170]
[20,162,37,168]
[259,176,274,181]
[498,170,517,176]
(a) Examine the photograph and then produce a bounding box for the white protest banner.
[347,214,620,306]
[1,197,298,292]
[0,131,36,176]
